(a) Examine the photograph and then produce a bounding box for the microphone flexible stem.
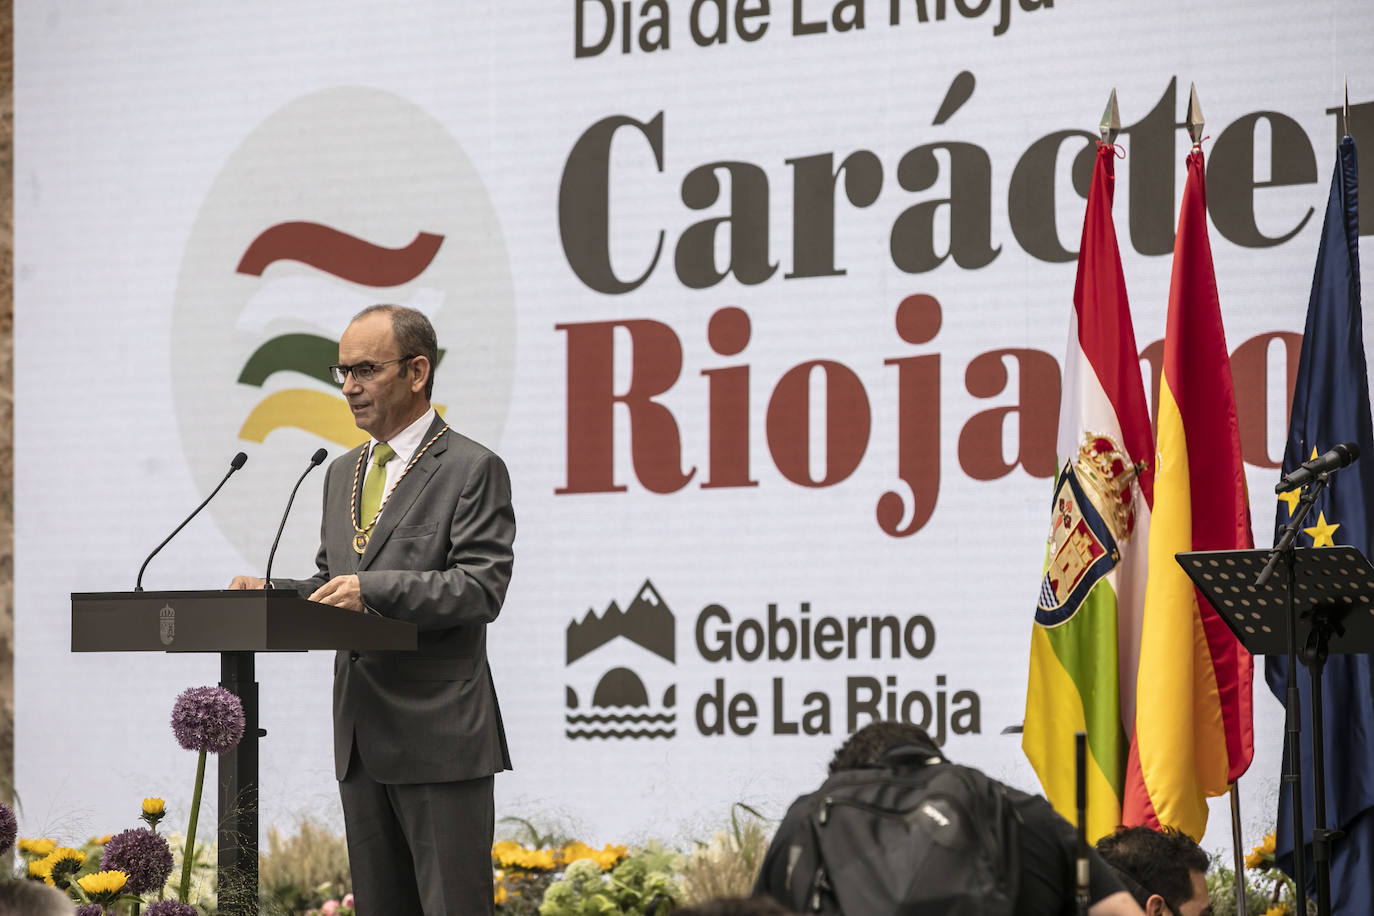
[136,454,247,591]
[265,449,326,585]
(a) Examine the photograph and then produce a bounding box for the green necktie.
[360,442,397,527]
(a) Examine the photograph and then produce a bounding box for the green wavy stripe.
[238,334,338,387]
[1043,584,1127,794]
[238,333,447,388]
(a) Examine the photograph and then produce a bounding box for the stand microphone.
[136,452,248,591]
[1276,442,1359,493]
[264,448,327,586]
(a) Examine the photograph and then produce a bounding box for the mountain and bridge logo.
[565,580,676,740]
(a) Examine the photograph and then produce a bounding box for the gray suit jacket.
[282,413,515,784]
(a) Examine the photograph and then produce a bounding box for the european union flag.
[1264,134,1374,913]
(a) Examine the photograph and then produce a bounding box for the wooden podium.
[71,589,417,915]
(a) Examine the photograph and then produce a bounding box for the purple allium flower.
[171,685,245,754]
[146,901,198,916]
[0,801,15,854]
[76,906,105,916]
[100,828,174,895]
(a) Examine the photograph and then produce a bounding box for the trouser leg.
[339,743,425,916]
[387,774,496,916]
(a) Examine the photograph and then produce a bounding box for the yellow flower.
[491,840,557,870]
[561,841,630,870]
[1246,831,1278,870]
[88,834,113,845]
[492,839,519,864]
[142,797,166,816]
[77,870,129,904]
[18,837,56,858]
[27,859,52,884]
[1262,906,1290,916]
[39,847,87,889]
[494,882,508,905]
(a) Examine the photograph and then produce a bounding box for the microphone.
[264,448,328,586]
[1275,442,1360,493]
[136,452,248,591]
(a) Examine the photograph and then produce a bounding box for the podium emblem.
[159,605,176,646]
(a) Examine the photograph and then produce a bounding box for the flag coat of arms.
[1025,142,1155,842]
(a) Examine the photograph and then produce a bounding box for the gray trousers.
[340,743,495,916]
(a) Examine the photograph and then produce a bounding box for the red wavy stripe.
[236,222,444,287]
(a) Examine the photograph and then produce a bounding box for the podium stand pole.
[219,650,260,916]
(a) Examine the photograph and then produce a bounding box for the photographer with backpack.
[754,722,1143,915]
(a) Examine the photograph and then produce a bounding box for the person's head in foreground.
[1095,825,1212,916]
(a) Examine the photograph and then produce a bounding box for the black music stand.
[71,589,417,916]
[1177,546,1374,916]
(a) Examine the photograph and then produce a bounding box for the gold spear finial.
[1100,89,1121,145]
[1186,83,1205,146]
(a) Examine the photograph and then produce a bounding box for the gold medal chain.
[349,425,450,553]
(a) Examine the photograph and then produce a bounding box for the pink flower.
[321,901,339,916]
[343,895,354,907]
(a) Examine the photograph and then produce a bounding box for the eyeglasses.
[328,356,415,385]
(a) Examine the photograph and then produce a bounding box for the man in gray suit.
[232,304,515,915]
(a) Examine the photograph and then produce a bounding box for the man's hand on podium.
[310,575,364,613]
[229,576,267,590]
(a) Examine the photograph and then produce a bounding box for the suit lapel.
[358,414,450,570]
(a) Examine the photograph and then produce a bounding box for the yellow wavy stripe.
[1137,381,1228,838]
[238,390,449,448]
[1023,625,1121,842]
[239,390,367,447]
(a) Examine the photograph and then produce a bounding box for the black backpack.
[767,743,1021,916]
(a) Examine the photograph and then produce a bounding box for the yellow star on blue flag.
[1303,511,1341,547]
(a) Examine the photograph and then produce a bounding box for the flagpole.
[1228,785,1246,913]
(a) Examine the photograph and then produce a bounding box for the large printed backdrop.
[14,1,1374,853]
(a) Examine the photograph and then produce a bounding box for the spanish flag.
[1024,141,1155,841]
[1126,143,1254,839]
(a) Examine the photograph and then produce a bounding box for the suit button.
[349,651,360,661]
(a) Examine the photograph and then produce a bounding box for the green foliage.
[497,867,560,916]
[1206,857,1303,916]
[539,845,684,916]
